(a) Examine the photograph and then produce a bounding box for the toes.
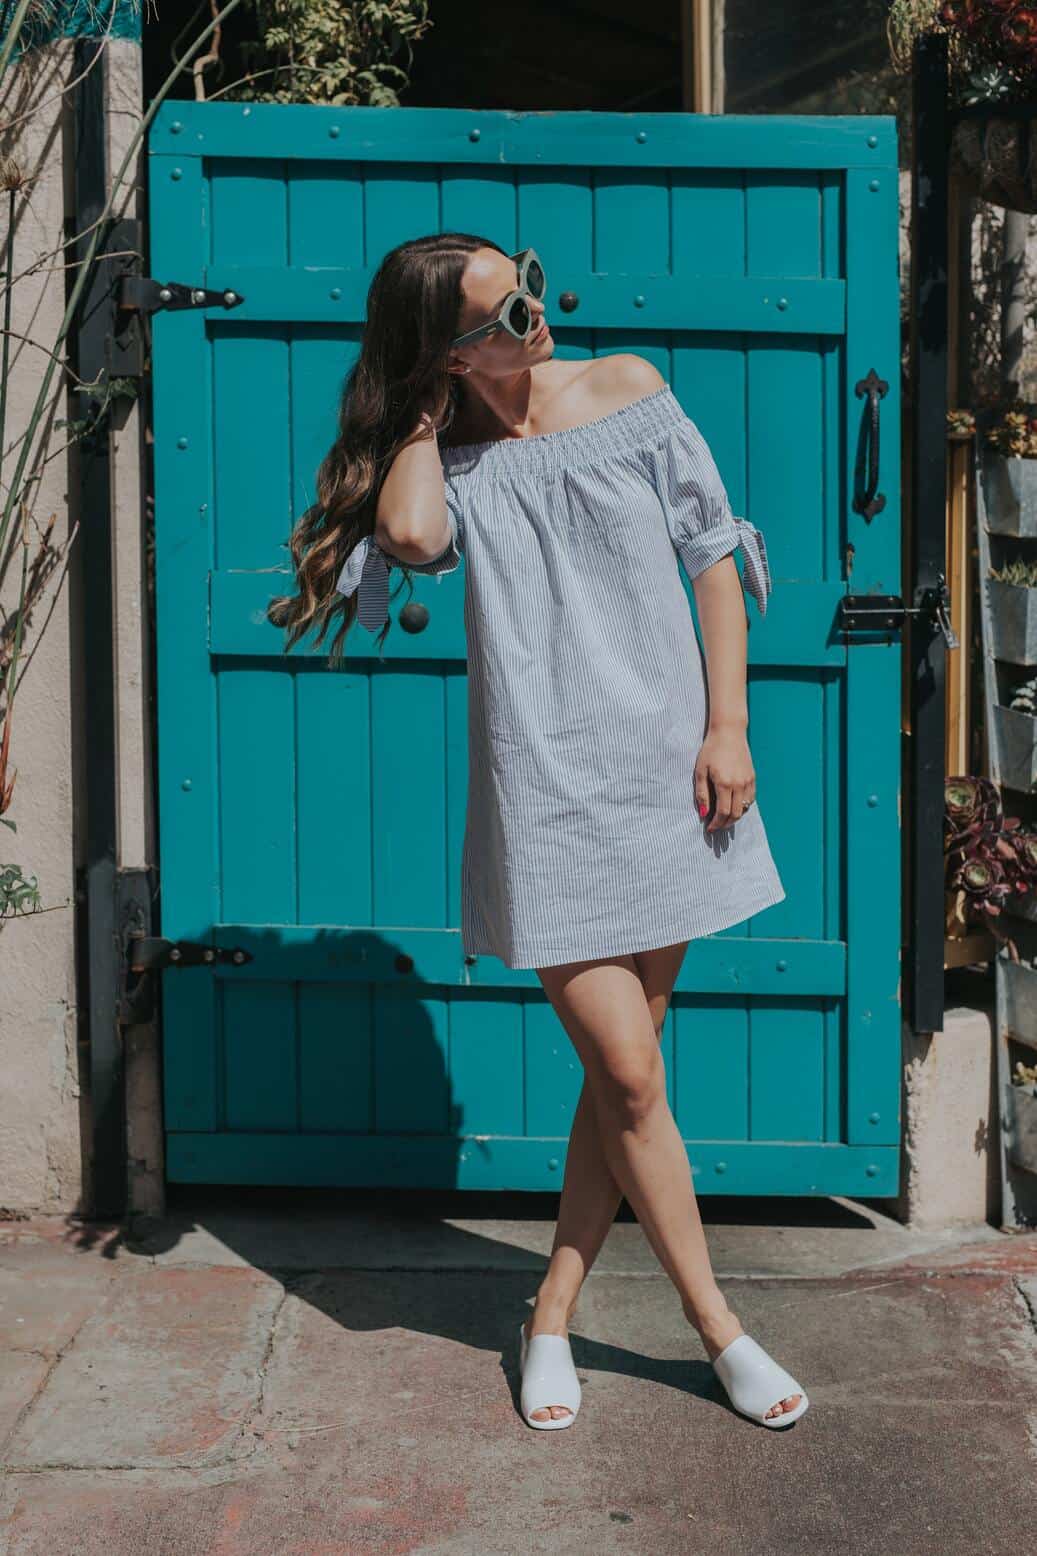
[530,1407,551,1421]
[550,1405,572,1418]
[765,1393,802,1418]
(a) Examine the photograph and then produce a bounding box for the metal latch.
[117,278,246,314]
[837,575,959,649]
[118,936,253,1029]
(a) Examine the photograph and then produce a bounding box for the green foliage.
[0,859,40,918]
[990,559,1037,588]
[237,0,433,107]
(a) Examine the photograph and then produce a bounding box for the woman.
[270,232,807,1433]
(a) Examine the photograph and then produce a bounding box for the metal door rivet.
[223,291,238,306]
[867,794,878,806]
[181,778,192,790]
[242,106,251,117]
[177,436,188,449]
[329,287,341,301]
[867,134,878,147]
[865,1164,878,1177]
[869,1112,880,1124]
[329,125,340,138]
[777,297,788,310]
[869,179,880,192]
[170,121,183,134]
[548,1157,559,1170]
[636,130,647,143]
[232,949,246,964]
[170,168,182,181]
[776,958,788,972]
[158,287,172,303]
[469,127,481,142]
[191,289,205,304]
[634,294,645,308]
[464,953,477,964]
[715,1161,727,1173]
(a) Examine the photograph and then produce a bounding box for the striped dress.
[336,382,785,970]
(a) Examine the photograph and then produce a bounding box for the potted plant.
[982,402,1037,536]
[988,557,1037,663]
[944,775,1037,941]
[889,2,1037,210]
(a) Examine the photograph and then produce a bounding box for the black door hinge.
[117,278,246,314]
[118,936,253,1028]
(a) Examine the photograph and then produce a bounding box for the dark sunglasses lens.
[526,259,545,298]
[508,296,532,334]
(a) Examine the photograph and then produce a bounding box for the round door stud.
[399,601,431,633]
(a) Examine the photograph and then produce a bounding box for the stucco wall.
[0,34,147,1214]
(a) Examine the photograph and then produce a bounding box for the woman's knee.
[593,1041,667,1131]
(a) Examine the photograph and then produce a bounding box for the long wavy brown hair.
[267,231,505,662]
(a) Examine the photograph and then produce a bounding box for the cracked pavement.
[1,1194,1036,1555]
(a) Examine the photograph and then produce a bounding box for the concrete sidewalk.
[1,1193,1035,1555]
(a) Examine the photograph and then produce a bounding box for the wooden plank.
[210,568,842,667]
[212,923,846,994]
[151,103,899,169]
[945,437,975,775]
[190,267,847,333]
[149,150,220,1134]
[844,166,903,1150]
[167,1133,901,1196]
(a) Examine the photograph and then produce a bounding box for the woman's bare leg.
[522,943,685,1420]
[525,949,800,1422]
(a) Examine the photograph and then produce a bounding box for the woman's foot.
[694,1303,802,1421]
[522,1296,578,1423]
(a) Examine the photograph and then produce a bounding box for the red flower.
[1003,7,1037,46]
[939,0,979,27]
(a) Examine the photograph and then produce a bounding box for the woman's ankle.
[682,1293,743,1354]
[530,1283,579,1328]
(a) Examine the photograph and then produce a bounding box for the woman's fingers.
[694,767,712,820]
[708,781,736,832]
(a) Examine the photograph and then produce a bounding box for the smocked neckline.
[438,381,685,474]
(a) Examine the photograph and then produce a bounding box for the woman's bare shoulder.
[586,353,667,412]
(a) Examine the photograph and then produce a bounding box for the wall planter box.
[988,580,1037,665]
[982,454,1037,537]
[1005,1083,1037,1174]
[951,114,1037,216]
[992,704,1037,792]
[1000,952,1037,1047]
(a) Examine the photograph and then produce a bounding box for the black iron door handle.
[853,368,889,519]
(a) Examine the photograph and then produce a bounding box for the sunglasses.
[450,248,547,349]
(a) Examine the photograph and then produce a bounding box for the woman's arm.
[691,559,756,833]
[373,415,455,566]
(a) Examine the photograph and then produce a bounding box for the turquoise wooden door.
[149,104,901,1196]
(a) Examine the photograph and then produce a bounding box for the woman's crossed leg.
[523,944,801,1424]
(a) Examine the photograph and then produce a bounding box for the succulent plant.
[944,775,1037,950]
[1013,1059,1037,1091]
[960,64,1016,103]
[1009,674,1037,713]
[989,559,1037,587]
[986,400,1037,458]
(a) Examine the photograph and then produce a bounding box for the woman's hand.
[694,726,757,833]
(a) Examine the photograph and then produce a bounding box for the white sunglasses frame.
[449,249,547,350]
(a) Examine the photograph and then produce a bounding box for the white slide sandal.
[712,1334,810,1428]
[518,1320,582,1430]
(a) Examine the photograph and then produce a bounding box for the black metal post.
[908,32,949,1034]
[72,37,125,1214]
